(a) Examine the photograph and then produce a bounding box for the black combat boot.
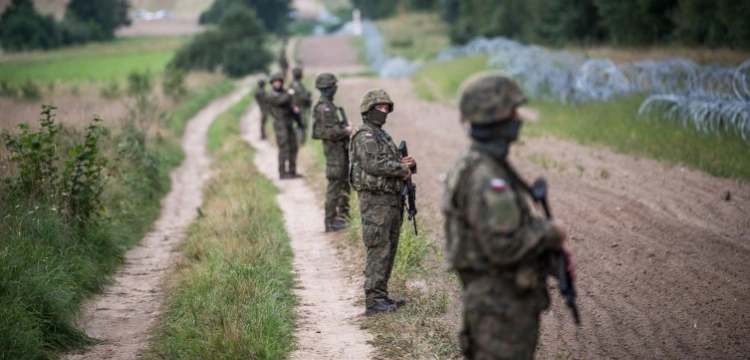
[365,302,397,316]
[325,219,349,232]
[280,172,294,179]
[385,297,406,308]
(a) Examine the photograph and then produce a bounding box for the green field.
[0,36,186,83]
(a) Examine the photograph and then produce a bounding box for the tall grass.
[375,12,451,62]
[147,96,297,359]
[412,55,750,181]
[0,80,236,359]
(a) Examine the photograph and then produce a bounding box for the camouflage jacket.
[442,144,561,286]
[254,87,267,111]
[349,122,409,194]
[290,80,312,108]
[266,88,295,125]
[312,97,348,142]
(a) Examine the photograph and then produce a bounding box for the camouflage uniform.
[266,72,303,178]
[254,78,269,139]
[442,74,563,359]
[290,67,313,145]
[279,45,289,78]
[311,73,350,231]
[350,89,414,313]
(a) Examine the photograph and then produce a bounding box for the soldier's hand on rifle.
[287,88,296,95]
[401,156,416,168]
[344,123,353,134]
[402,168,412,181]
[293,106,300,114]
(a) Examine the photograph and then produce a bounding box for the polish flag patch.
[324,107,331,112]
[365,133,373,138]
[490,178,506,192]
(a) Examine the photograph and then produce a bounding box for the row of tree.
[0,0,131,52]
[354,0,750,49]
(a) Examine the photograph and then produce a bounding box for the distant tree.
[351,0,398,19]
[672,0,750,49]
[536,0,607,46]
[594,0,677,46]
[199,0,292,35]
[0,0,60,52]
[64,0,131,40]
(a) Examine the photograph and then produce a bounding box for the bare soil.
[240,104,375,359]
[299,34,750,359]
[67,85,251,360]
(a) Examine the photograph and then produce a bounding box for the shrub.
[127,70,153,98]
[162,65,188,101]
[222,39,273,78]
[0,0,60,52]
[100,80,122,99]
[19,78,42,100]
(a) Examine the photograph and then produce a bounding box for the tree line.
[0,0,130,52]
[353,0,750,49]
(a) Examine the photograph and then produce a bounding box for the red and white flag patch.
[365,133,373,138]
[490,178,506,192]
[324,107,331,112]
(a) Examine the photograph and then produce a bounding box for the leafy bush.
[100,80,122,99]
[127,70,153,98]
[222,39,274,78]
[199,0,292,35]
[19,78,42,100]
[0,0,60,52]
[64,0,131,41]
[162,65,188,101]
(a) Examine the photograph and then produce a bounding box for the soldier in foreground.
[350,89,417,316]
[290,66,313,145]
[254,78,269,140]
[311,73,352,232]
[442,74,576,359]
[266,71,304,179]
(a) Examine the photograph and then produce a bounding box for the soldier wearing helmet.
[349,88,417,316]
[278,42,289,78]
[289,66,313,145]
[254,78,269,140]
[266,71,305,179]
[442,73,575,359]
[311,73,353,232]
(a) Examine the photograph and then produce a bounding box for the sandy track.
[240,105,375,359]
[67,84,251,360]
[295,33,750,359]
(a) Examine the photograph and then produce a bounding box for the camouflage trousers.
[458,272,546,360]
[325,175,350,225]
[273,120,298,175]
[359,192,403,308]
[259,108,268,137]
[296,106,309,145]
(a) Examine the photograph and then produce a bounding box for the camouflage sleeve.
[265,90,291,106]
[354,133,409,178]
[464,167,561,267]
[314,103,348,141]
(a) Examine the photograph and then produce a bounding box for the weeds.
[99,80,122,99]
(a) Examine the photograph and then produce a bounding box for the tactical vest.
[349,126,403,194]
[311,98,335,140]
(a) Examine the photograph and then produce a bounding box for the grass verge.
[375,12,450,62]
[0,80,237,359]
[412,55,750,181]
[147,95,297,359]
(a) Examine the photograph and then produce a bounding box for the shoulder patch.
[365,133,373,138]
[324,107,331,112]
[490,178,506,192]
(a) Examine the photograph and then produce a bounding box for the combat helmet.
[315,73,338,89]
[269,71,285,82]
[292,66,303,78]
[459,73,526,125]
[257,78,266,86]
[360,89,394,114]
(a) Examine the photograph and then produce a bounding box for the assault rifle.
[530,178,581,325]
[338,107,349,127]
[397,141,418,235]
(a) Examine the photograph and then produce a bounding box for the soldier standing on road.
[442,74,576,360]
[311,73,352,232]
[266,71,304,179]
[254,78,269,140]
[279,43,289,78]
[290,66,313,145]
[350,89,417,316]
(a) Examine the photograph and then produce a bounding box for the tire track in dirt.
[240,105,374,359]
[68,84,251,360]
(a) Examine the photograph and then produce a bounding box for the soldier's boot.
[260,130,267,140]
[365,302,397,316]
[385,297,406,308]
[280,172,294,180]
[325,219,348,232]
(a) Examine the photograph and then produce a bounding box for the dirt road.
[68,84,251,360]
[298,35,750,359]
[240,105,375,359]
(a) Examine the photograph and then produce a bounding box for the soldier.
[349,89,417,316]
[311,73,353,232]
[442,73,576,359]
[279,44,289,78]
[254,78,269,140]
[266,71,304,179]
[290,66,313,145]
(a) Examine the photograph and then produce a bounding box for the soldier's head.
[270,71,284,90]
[360,89,393,126]
[292,66,303,80]
[257,78,266,88]
[459,73,527,146]
[315,72,338,98]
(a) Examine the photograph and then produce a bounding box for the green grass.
[412,55,750,181]
[0,80,236,359]
[375,12,451,62]
[147,95,297,359]
[0,36,187,83]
